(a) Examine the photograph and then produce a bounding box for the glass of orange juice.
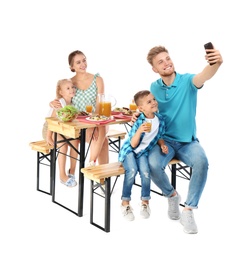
[85,104,93,114]
[129,100,137,111]
[145,119,152,132]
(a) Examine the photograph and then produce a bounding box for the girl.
[43,79,78,187]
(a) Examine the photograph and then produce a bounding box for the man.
[134,44,223,234]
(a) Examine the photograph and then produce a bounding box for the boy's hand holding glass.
[144,120,152,132]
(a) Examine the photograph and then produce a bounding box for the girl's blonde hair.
[56,79,73,99]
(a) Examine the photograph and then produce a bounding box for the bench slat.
[81,162,124,184]
[81,159,181,184]
[29,140,53,154]
[106,129,126,139]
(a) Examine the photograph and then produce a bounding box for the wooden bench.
[29,130,127,195]
[106,129,127,153]
[81,159,192,232]
[29,140,54,195]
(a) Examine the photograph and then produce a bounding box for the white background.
[1,0,250,259]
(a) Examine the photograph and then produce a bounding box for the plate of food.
[85,115,110,121]
[112,107,133,116]
[112,114,132,119]
[111,111,122,115]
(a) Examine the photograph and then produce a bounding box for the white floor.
[2,1,250,258]
[2,130,249,260]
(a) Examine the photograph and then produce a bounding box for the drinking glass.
[129,100,137,111]
[145,119,152,132]
[85,104,93,114]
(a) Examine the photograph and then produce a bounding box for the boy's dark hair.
[134,90,151,106]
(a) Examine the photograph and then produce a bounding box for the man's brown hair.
[147,46,168,66]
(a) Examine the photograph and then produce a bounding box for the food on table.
[88,114,109,121]
[113,107,133,115]
[56,105,79,122]
[79,111,89,116]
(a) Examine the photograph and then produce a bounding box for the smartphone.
[204,42,216,65]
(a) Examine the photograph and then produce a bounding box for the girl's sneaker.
[60,178,77,187]
[68,169,75,180]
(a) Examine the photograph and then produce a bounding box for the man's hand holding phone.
[204,42,216,66]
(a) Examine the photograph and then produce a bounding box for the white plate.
[85,116,109,122]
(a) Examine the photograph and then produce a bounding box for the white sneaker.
[168,192,181,220]
[60,178,77,187]
[67,169,75,180]
[86,161,96,167]
[140,204,151,219]
[180,210,198,234]
[120,204,135,221]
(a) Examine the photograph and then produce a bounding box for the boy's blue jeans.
[148,138,208,209]
[121,152,151,201]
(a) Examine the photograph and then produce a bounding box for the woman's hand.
[50,99,62,109]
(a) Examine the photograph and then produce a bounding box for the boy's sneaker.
[140,204,151,219]
[180,210,198,234]
[120,205,135,221]
[168,192,181,220]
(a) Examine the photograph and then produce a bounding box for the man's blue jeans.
[148,138,208,209]
[121,152,151,201]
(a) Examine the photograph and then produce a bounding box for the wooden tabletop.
[46,116,131,138]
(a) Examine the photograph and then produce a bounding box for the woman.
[50,50,109,167]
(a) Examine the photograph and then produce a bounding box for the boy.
[119,90,168,221]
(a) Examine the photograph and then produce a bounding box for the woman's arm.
[49,99,62,109]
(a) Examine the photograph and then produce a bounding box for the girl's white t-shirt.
[47,98,66,116]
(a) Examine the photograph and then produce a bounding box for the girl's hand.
[46,137,54,146]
